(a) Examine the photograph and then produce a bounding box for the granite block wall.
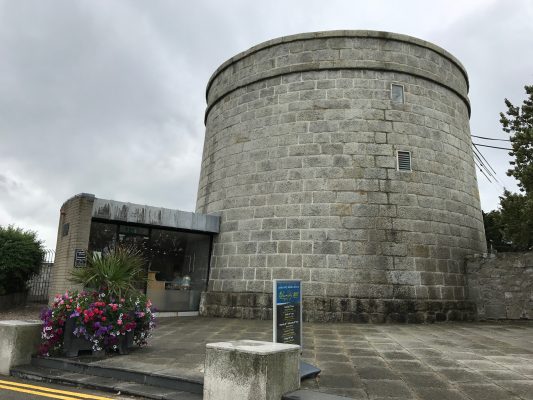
[197,31,487,322]
[466,252,533,320]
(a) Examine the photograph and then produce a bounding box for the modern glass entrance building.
[49,193,220,313]
[88,221,212,311]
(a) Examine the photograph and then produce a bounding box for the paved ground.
[72,317,533,400]
[0,303,44,321]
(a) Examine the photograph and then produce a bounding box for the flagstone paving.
[87,318,533,399]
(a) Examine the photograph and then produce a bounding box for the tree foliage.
[489,85,533,251]
[482,210,512,252]
[499,190,533,251]
[500,85,533,193]
[0,225,45,295]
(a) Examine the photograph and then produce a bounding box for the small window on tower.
[397,151,411,171]
[391,84,404,104]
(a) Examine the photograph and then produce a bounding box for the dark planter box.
[0,291,28,311]
[63,318,134,357]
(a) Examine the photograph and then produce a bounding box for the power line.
[472,143,513,151]
[471,143,505,189]
[471,134,510,142]
[474,159,493,183]
[473,151,499,183]
[472,144,497,175]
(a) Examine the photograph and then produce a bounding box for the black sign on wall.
[74,249,87,267]
[273,279,302,347]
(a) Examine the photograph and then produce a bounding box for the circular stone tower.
[196,31,486,323]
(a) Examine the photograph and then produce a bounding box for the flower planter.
[63,318,135,357]
[117,330,134,355]
[40,290,155,358]
[63,318,104,358]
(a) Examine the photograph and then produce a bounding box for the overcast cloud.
[1,0,532,249]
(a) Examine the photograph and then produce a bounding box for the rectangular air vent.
[397,151,411,171]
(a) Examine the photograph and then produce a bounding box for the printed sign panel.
[74,249,87,267]
[273,279,302,346]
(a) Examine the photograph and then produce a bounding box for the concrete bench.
[204,340,300,400]
[0,320,41,375]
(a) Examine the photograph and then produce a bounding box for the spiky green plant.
[70,246,146,299]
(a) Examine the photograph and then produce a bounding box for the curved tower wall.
[197,31,486,322]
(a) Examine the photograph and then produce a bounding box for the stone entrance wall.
[466,252,533,320]
[197,31,487,322]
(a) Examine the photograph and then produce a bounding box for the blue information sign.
[276,281,301,305]
[273,279,302,346]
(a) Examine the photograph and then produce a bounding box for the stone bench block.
[204,339,300,400]
[0,320,41,375]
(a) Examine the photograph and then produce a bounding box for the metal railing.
[27,249,55,303]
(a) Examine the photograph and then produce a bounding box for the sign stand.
[273,279,302,346]
[272,279,320,381]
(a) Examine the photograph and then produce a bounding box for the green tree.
[0,225,45,295]
[500,85,533,193]
[498,191,533,251]
[482,210,512,252]
[493,85,533,251]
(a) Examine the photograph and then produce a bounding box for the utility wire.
[471,134,510,142]
[472,144,505,188]
[474,159,493,183]
[472,144,497,175]
[473,151,499,183]
[472,143,513,151]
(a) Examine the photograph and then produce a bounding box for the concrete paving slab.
[413,388,470,400]
[362,379,414,398]
[356,367,402,380]
[494,380,533,400]
[456,383,521,400]
[400,372,449,388]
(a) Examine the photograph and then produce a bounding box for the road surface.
[0,377,143,400]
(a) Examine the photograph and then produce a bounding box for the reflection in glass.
[88,220,212,312]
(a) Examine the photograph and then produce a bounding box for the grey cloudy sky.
[1,0,532,249]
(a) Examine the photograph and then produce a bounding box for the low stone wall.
[466,252,533,320]
[0,292,27,311]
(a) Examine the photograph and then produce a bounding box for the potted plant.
[39,246,155,357]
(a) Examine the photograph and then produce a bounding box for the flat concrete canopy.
[92,196,220,233]
[67,317,533,399]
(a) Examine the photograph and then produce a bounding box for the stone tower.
[196,31,486,322]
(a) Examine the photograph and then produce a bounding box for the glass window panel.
[391,84,404,103]
[146,229,212,312]
[88,221,117,252]
[89,221,213,312]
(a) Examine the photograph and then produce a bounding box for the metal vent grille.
[397,151,411,171]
